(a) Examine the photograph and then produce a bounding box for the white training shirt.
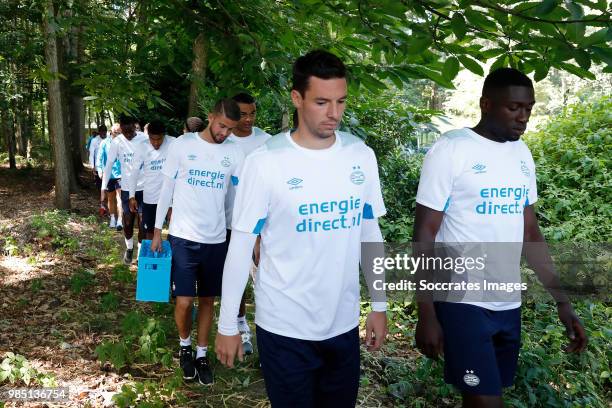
[225,127,272,228]
[101,131,148,192]
[159,132,244,244]
[227,127,272,157]
[231,131,386,341]
[128,135,176,204]
[88,135,103,168]
[416,127,538,310]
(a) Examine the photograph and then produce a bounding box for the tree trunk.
[281,111,290,132]
[188,32,209,117]
[15,111,25,157]
[43,0,71,209]
[41,98,47,143]
[1,110,16,169]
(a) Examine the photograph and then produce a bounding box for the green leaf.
[535,0,559,16]
[557,62,596,79]
[573,50,591,70]
[405,36,432,54]
[580,28,609,47]
[534,63,550,81]
[481,48,505,59]
[412,66,455,88]
[464,9,497,32]
[451,13,467,40]
[457,55,484,75]
[490,54,509,71]
[565,1,585,42]
[591,46,612,66]
[442,57,460,81]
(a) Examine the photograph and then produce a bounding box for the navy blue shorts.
[434,302,521,396]
[106,178,121,192]
[169,235,228,298]
[142,203,157,234]
[256,325,360,408]
[120,190,143,215]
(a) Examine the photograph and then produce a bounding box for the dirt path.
[0,166,412,408]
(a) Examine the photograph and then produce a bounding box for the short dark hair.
[232,92,255,105]
[483,68,533,97]
[292,50,346,96]
[119,115,138,126]
[98,124,107,133]
[212,98,241,122]
[185,117,204,132]
[147,120,165,136]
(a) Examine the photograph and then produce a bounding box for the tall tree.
[43,0,71,209]
[188,32,209,117]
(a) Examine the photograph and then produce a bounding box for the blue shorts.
[256,326,360,408]
[120,190,143,215]
[434,302,521,396]
[142,203,157,234]
[169,235,228,298]
[106,178,121,192]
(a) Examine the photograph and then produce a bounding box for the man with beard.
[151,99,244,385]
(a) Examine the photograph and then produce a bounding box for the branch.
[473,0,611,24]
[165,0,225,33]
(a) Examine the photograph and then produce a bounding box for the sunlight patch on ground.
[0,256,45,285]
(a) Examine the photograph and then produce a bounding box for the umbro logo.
[472,163,487,174]
[350,165,365,185]
[520,161,530,177]
[187,154,197,161]
[287,178,303,190]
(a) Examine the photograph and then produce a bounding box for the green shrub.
[0,353,56,387]
[524,96,611,242]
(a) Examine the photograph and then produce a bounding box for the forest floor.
[0,165,439,408]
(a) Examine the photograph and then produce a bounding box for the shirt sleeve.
[416,137,456,212]
[525,149,538,207]
[363,147,386,219]
[101,141,118,191]
[161,140,180,180]
[225,148,246,229]
[88,140,96,168]
[96,141,106,175]
[129,144,145,199]
[231,153,271,234]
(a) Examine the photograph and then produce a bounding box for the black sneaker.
[195,356,213,385]
[179,346,196,380]
[123,249,133,264]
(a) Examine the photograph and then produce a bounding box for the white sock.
[179,336,191,347]
[196,346,207,359]
[110,214,116,223]
[125,237,134,249]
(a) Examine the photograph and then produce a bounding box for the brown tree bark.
[1,109,16,169]
[187,32,209,117]
[43,0,71,209]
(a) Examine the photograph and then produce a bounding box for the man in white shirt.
[150,99,244,385]
[215,50,388,407]
[101,116,148,264]
[89,124,107,191]
[226,92,272,356]
[128,120,175,240]
[97,123,123,229]
[413,68,587,407]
